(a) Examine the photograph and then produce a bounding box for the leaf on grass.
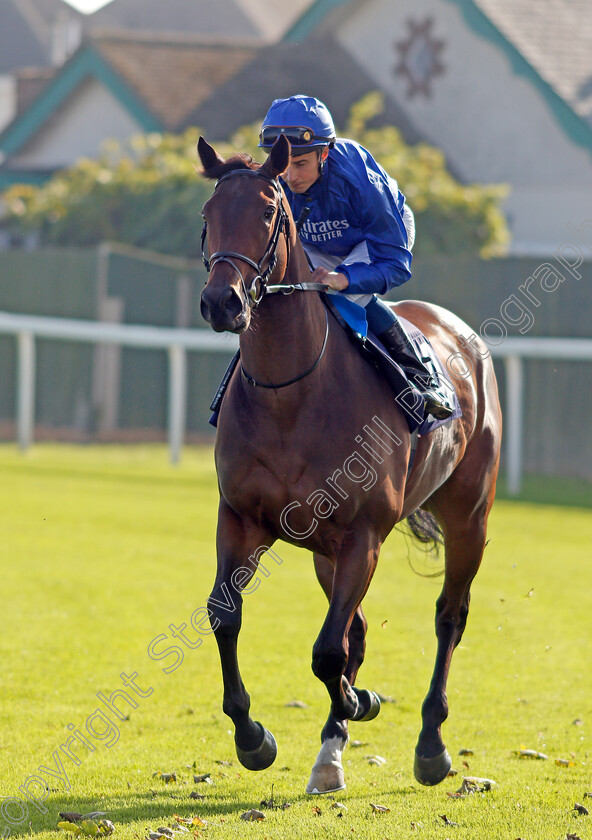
[172,816,205,827]
[350,740,368,748]
[239,810,265,822]
[215,760,233,766]
[447,769,459,777]
[153,772,177,783]
[331,802,347,810]
[439,815,458,826]
[193,773,212,784]
[584,792,592,799]
[448,776,497,797]
[311,806,322,816]
[189,792,205,800]
[574,803,589,815]
[369,803,390,813]
[566,834,583,840]
[458,748,474,756]
[513,748,548,760]
[572,718,584,726]
[285,700,308,708]
[381,620,388,628]
[524,587,534,597]
[555,758,576,767]
[365,755,387,766]
[58,823,82,834]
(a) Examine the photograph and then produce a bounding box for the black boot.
[377,319,453,420]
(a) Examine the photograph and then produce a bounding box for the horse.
[197,133,502,795]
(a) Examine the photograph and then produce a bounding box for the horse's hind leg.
[414,495,494,786]
[307,545,381,794]
[208,499,277,771]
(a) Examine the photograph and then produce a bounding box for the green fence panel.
[1,247,590,478]
[0,248,97,427]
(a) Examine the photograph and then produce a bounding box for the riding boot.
[376,318,453,420]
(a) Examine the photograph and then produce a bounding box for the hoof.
[235,723,277,771]
[306,763,346,795]
[414,747,452,786]
[352,689,381,722]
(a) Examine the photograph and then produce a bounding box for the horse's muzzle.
[200,285,249,333]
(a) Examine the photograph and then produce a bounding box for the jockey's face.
[283,147,329,194]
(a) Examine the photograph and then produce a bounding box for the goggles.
[259,125,331,148]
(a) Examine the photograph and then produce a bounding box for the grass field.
[1,444,591,840]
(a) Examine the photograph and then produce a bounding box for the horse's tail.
[404,508,444,573]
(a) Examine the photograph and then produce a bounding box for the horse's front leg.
[208,499,277,771]
[307,535,381,793]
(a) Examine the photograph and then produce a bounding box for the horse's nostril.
[200,293,212,323]
[201,284,245,331]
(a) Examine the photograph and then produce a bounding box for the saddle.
[322,295,461,436]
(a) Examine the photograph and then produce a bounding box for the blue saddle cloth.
[326,294,461,436]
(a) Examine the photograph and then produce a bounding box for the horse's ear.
[261,134,290,179]
[197,136,225,175]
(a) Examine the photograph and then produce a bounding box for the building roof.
[86,0,262,40]
[286,0,592,137]
[0,0,316,77]
[472,0,592,125]
[91,31,259,131]
[190,35,423,145]
[0,0,55,71]
[0,32,262,182]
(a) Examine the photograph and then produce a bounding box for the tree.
[2,93,509,257]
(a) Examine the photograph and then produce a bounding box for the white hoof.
[306,763,346,795]
[306,735,348,795]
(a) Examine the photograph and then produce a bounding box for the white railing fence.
[1,311,591,493]
[0,311,238,464]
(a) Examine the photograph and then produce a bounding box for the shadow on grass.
[9,790,264,837]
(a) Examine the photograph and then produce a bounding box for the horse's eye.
[263,206,275,221]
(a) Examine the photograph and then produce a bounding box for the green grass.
[1,444,591,840]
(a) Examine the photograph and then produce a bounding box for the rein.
[241,307,329,389]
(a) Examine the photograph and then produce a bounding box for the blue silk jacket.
[282,138,413,295]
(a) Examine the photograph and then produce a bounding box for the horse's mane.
[201,153,261,181]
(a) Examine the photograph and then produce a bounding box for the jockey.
[259,94,452,420]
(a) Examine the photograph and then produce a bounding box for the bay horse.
[197,134,502,794]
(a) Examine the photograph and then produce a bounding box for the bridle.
[201,169,291,307]
[200,166,330,388]
[201,168,327,306]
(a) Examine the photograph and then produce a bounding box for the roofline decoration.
[0,43,162,160]
[444,0,592,155]
[283,0,349,42]
[283,0,592,155]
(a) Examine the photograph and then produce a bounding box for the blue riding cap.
[259,95,336,155]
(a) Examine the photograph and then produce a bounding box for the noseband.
[201,169,290,307]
